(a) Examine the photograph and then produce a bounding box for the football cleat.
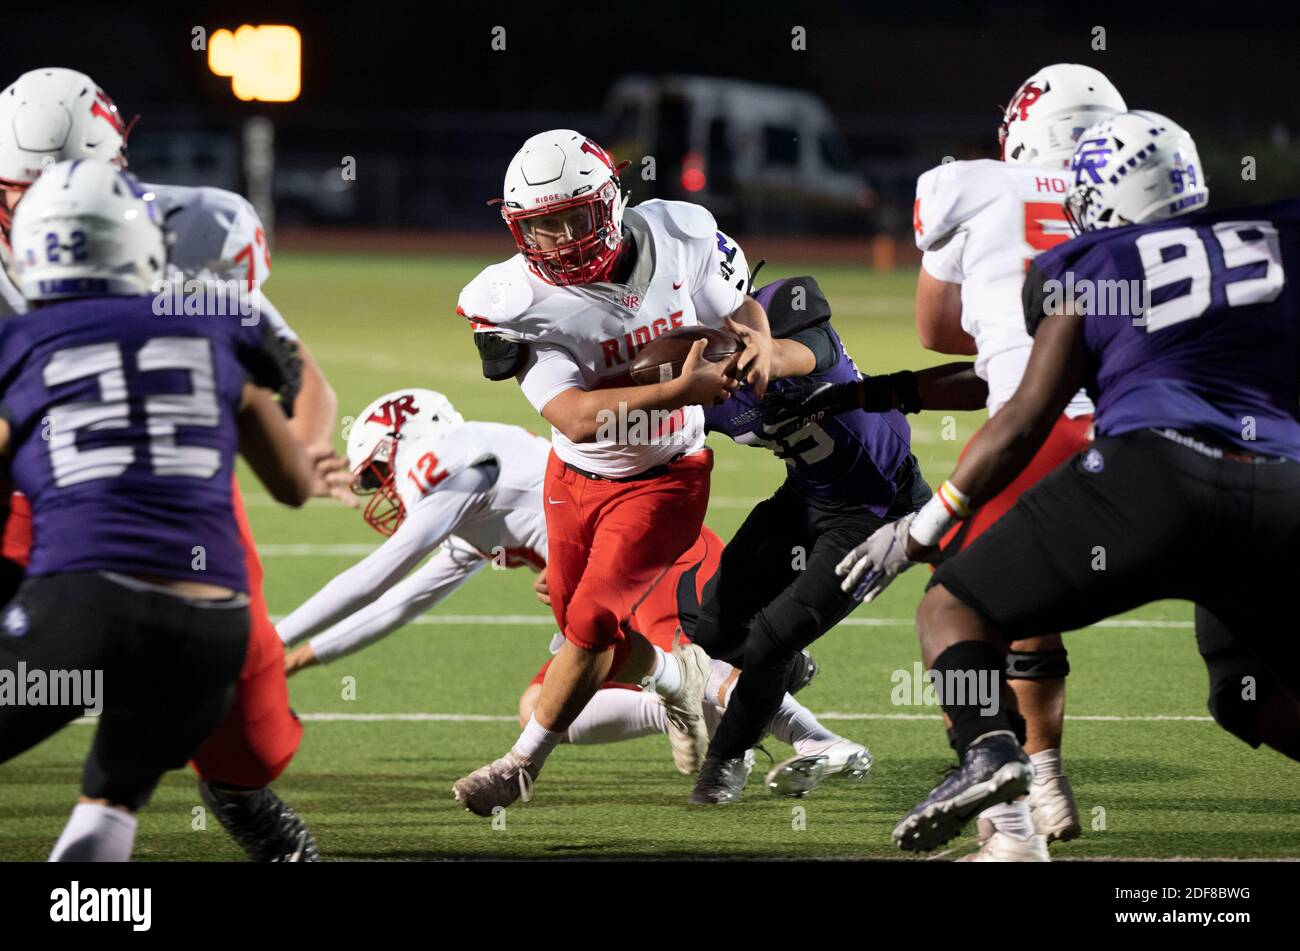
[452,750,537,817]
[957,830,1051,863]
[648,643,712,775]
[687,752,754,805]
[1027,772,1082,843]
[892,731,1034,853]
[197,781,320,863]
[765,739,873,798]
[785,649,818,696]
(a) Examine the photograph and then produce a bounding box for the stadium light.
[208,25,301,102]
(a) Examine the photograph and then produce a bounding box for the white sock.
[979,798,1036,840]
[1030,748,1063,783]
[511,714,563,769]
[564,689,668,744]
[706,659,737,709]
[646,645,682,695]
[767,695,840,753]
[49,803,137,862]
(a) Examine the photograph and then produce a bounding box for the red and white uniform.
[458,199,742,662]
[915,159,1093,419]
[913,159,1093,552]
[1,182,304,788]
[279,421,550,661]
[459,199,744,478]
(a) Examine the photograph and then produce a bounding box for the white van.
[606,74,871,234]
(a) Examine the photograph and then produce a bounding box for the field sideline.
[1,251,1295,861]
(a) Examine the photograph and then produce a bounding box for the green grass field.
[1,251,1296,861]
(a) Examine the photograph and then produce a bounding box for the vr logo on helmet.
[366,394,419,430]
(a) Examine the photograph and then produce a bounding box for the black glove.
[759,372,921,441]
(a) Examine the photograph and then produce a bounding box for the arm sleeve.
[518,344,585,414]
[276,465,495,645]
[787,324,838,374]
[307,542,488,664]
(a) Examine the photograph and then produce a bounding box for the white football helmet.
[0,68,131,237]
[10,159,164,301]
[347,388,465,535]
[496,129,629,286]
[999,64,1126,170]
[1065,111,1208,233]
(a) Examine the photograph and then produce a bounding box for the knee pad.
[1205,655,1270,748]
[1006,648,1070,681]
[743,614,797,673]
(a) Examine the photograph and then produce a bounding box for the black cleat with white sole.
[892,730,1033,853]
[198,781,320,862]
[687,753,753,805]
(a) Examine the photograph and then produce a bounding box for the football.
[628,326,743,385]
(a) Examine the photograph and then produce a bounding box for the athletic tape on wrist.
[909,480,971,547]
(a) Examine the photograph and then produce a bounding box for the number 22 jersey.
[0,294,284,591]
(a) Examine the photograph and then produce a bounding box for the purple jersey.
[704,313,917,515]
[1026,199,1300,462]
[0,295,275,591]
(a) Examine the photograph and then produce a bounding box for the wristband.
[909,480,971,547]
[887,370,923,414]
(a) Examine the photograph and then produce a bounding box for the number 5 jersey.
[913,158,1094,419]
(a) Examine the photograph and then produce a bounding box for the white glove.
[835,511,920,603]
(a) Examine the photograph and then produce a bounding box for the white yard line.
[267,611,1195,631]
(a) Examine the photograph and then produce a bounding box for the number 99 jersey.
[1025,198,1300,462]
[0,294,287,591]
[914,158,1092,418]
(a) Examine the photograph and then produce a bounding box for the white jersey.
[277,421,550,663]
[457,199,745,478]
[0,182,295,341]
[914,159,1092,418]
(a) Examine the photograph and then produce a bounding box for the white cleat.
[649,643,711,775]
[957,830,1051,862]
[1027,773,1081,843]
[452,750,537,817]
[765,738,873,798]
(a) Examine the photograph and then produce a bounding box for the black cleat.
[892,730,1033,853]
[687,752,754,805]
[198,781,320,862]
[785,650,818,696]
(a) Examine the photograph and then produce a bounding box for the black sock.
[707,658,792,761]
[930,641,1011,758]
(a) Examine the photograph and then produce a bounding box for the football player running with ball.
[0,160,312,860]
[838,112,1300,854]
[771,64,1127,858]
[452,130,776,815]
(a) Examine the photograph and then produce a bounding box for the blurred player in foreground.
[836,112,1300,853]
[451,130,775,815]
[0,160,311,860]
[0,67,351,860]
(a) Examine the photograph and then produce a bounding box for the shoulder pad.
[151,183,271,285]
[752,276,831,338]
[642,199,719,240]
[913,159,1002,252]
[457,258,535,328]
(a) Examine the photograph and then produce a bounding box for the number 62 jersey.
[0,294,292,592]
[1024,197,1300,461]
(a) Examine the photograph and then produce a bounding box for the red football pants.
[941,414,1093,553]
[543,448,712,679]
[530,522,724,688]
